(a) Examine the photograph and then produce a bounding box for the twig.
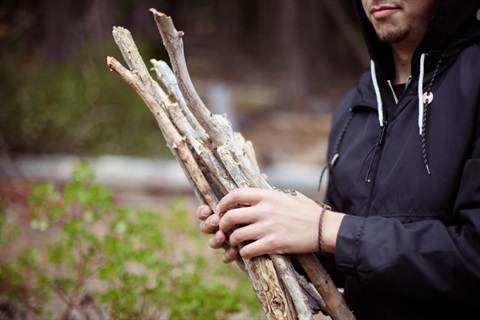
[106,10,355,320]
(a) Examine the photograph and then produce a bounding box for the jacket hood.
[353,0,480,79]
[333,1,480,177]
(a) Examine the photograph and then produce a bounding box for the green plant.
[0,161,264,319]
[0,39,172,157]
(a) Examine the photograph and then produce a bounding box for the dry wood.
[107,9,354,320]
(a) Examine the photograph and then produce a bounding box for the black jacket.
[324,1,480,319]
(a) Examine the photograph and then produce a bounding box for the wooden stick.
[108,26,299,319]
[295,253,355,320]
[107,10,355,320]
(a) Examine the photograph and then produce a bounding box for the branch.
[107,10,355,320]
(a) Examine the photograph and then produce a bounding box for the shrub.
[0,161,263,319]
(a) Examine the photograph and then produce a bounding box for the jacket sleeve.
[334,103,480,305]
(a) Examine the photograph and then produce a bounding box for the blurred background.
[0,0,368,171]
[0,0,371,204]
[0,1,370,318]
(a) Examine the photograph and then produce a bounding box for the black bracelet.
[317,202,331,255]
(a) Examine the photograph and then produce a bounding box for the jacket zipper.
[365,120,388,183]
[364,75,415,213]
[364,120,388,213]
[369,74,415,175]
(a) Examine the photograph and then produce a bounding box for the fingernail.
[201,207,210,217]
[214,231,223,243]
[210,215,219,226]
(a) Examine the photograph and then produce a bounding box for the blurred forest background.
[0,1,372,318]
[0,0,368,164]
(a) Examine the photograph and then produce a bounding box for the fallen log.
[106,9,354,320]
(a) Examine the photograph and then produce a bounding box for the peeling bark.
[106,9,354,320]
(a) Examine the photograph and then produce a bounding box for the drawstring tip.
[318,165,328,192]
[425,164,431,175]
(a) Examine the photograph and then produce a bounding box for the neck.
[391,38,421,84]
[390,31,425,84]
[391,48,412,84]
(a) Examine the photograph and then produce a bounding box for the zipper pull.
[377,121,388,146]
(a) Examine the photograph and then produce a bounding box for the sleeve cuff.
[335,214,366,274]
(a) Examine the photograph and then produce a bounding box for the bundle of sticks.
[106,9,354,320]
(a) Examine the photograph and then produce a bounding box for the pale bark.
[107,9,354,320]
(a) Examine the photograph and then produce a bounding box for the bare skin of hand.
[197,204,239,263]
[196,188,345,263]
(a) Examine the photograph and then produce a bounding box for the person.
[196,1,480,319]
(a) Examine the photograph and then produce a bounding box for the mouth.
[370,5,400,19]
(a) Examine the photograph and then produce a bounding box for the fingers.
[199,214,221,234]
[216,188,266,216]
[195,204,241,264]
[228,222,262,247]
[229,224,278,259]
[239,241,267,260]
[198,188,281,262]
[218,206,259,234]
[196,204,220,234]
[222,246,239,263]
[208,230,226,249]
[196,204,212,220]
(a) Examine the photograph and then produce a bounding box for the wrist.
[320,209,345,253]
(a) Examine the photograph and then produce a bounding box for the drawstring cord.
[370,60,384,127]
[318,112,354,192]
[418,54,427,135]
[420,56,443,175]
[370,56,442,176]
[319,55,443,193]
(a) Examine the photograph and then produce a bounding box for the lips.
[371,5,400,19]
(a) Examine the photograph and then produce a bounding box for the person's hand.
[195,174,271,263]
[216,188,345,259]
[195,204,239,263]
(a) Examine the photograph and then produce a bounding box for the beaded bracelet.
[317,202,331,255]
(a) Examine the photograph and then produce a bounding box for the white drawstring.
[372,54,427,135]
[370,60,384,127]
[418,53,426,135]
[369,54,435,175]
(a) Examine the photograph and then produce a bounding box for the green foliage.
[0,161,264,319]
[0,39,171,157]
